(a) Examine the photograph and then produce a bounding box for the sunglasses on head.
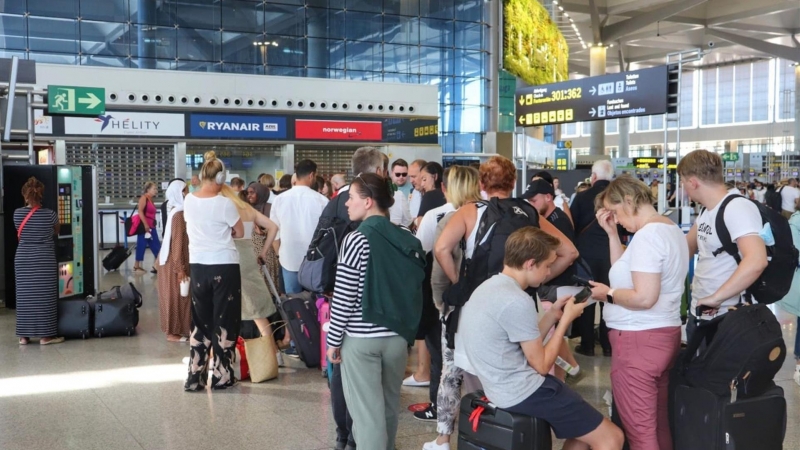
[394,172,407,177]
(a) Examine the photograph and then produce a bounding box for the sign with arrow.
[48,85,105,115]
[514,66,668,127]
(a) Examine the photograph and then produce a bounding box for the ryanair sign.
[190,114,286,139]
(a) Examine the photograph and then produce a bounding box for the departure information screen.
[515,65,669,127]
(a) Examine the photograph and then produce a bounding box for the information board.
[515,66,669,127]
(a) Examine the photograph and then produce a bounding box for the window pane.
[383,72,418,83]
[81,55,130,68]
[419,45,453,76]
[266,35,305,67]
[0,14,27,50]
[455,1,482,22]
[680,71,694,128]
[129,0,175,26]
[717,66,733,124]
[130,25,176,59]
[346,40,382,71]
[29,17,79,54]
[454,77,484,106]
[651,114,664,130]
[28,51,79,64]
[383,43,417,74]
[175,0,220,30]
[223,32,262,64]
[131,57,176,70]
[385,0,420,16]
[384,15,419,45]
[308,37,336,69]
[306,7,345,40]
[345,69,381,81]
[734,63,751,123]
[81,21,130,57]
[222,1,262,33]
[562,122,578,137]
[29,0,79,18]
[266,65,305,77]
[265,4,305,37]
[455,21,482,50]
[582,121,591,136]
[177,28,221,61]
[176,60,222,72]
[347,0,382,12]
[701,69,716,125]
[81,0,129,22]
[775,59,792,120]
[752,61,770,121]
[421,0,455,19]
[637,115,649,132]
[345,11,382,41]
[421,17,453,48]
[606,119,618,134]
[456,49,482,77]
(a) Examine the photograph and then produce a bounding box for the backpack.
[777,212,800,317]
[713,195,798,304]
[676,303,786,399]
[442,197,540,349]
[298,216,357,294]
[764,190,782,211]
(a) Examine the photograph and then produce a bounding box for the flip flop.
[179,337,189,343]
[40,337,65,345]
[18,338,29,345]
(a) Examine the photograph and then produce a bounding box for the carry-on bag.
[262,266,320,368]
[243,332,280,383]
[93,284,143,337]
[458,391,552,450]
[672,383,786,450]
[57,297,94,339]
[102,244,135,271]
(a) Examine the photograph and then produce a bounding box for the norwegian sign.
[189,114,287,139]
[64,112,185,136]
[48,85,105,115]
[295,119,382,141]
[515,66,669,127]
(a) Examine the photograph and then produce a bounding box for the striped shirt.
[326,230,397,347]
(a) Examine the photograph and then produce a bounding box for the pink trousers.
[609,326,681,450]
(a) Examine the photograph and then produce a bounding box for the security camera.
[708,41,715,48]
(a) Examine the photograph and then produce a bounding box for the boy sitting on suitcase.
[458,227,624,450]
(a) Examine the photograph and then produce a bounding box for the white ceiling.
[553,0,800,74]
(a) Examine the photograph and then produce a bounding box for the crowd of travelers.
[12,146,798,450]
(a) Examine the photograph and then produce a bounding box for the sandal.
[19,337,29,345]
[134,267,146,272]
[150,268,158,274]
[40,337,65,345]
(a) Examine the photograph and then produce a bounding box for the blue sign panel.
[190,114,287,139]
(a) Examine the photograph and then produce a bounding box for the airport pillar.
[137,0,156,69]
[795,65,800,152]
[589,46,606,156]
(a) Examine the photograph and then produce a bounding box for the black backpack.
[298,216,357,294]
[676,304,786,399]
[442,197,540,348]
[713,195,798,304]
[764,190,782,211]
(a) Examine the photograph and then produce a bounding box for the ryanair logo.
[198,120,279,132]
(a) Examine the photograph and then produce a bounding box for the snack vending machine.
[3,165,98,309]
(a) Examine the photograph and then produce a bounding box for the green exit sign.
[722,152,739,162]
[48,85,105,115]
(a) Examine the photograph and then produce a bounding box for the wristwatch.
[606,289,615,304]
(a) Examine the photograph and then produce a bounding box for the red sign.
[295,119,382,141]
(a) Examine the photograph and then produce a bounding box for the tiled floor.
[0,252,798,450]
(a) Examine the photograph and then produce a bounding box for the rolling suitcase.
[672,383,786,450]
[263,267,320,368]
[93,284,143,337]
[57,297,94,339]
[458,391,552,450]
[102,244,134,271]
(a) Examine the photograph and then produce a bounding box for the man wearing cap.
[530,171,573,224]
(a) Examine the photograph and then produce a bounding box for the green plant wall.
[503,0,569,86]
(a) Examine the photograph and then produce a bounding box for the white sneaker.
[403,374,430,387]
[422,439,450,450]
[793,369,800,387]
[276,351,284,368]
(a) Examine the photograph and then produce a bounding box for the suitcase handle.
[261,265,281,304]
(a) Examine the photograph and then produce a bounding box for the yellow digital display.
[414,124,439,137]
[518,108,575,126]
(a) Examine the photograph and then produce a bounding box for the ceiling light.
[558,6,564,11]
[588,43,593,47]
[609,44,614,47]
[564,12,569,17]
[569,18,574,22]
[598,42,603,46]
[553,0,558,4]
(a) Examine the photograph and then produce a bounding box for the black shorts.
[506,375,604,440]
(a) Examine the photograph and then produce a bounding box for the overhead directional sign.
[722,152,739,162]
[48,85,105,115]
[515,66,669,127]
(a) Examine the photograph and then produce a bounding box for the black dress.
[14,207,58,337]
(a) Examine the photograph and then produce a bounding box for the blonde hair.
[259,173,275,189]
[446,166,482,208]
[595,174,654,214]
[199,150,225,183]
[677,149,723,185]
[143,181,156,194]
[220,184,250,210]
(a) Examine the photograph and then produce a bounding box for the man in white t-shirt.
[270,159,329,294]
[780,178,800,219]
[680,150,767,340]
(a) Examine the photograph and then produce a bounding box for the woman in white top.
[589,175,689,450]
[182,151,245,392]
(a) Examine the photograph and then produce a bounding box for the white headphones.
[214,159,226,185]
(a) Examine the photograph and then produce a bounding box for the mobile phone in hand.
[571,275,592,288]
[574,287,592,304]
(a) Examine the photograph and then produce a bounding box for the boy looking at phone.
[458,227,623,450]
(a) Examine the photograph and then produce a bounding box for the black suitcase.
[57,298,94,339]
[458,391,552,450]
[102,244,134,271]
[263,267,320,368]
[672,383,786,450]
[93,284,142,337]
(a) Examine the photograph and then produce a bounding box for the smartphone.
[574,287,592,304]
[571,275,592,288]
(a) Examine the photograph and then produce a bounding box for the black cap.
[530,170,554,185]
[520,179,555,199]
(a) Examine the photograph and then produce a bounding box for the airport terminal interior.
[2,0,800,448]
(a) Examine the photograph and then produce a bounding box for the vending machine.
[3,165,98,309]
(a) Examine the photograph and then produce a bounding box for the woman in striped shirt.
[326,173,426,450]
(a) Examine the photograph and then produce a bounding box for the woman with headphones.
[182,151,245,391]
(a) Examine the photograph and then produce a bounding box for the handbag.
[243,331,280,383]
[124,207,147,237]
[17,206,40,240]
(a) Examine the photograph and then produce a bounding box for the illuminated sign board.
[515,66,669,126]
[632,157,676,169]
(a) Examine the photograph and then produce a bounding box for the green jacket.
[358,215,426,344]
